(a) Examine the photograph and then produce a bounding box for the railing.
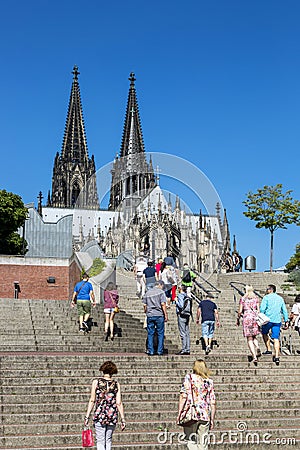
[229,281,263,299]
[191,268,221,298]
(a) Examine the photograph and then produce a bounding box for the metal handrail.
[192,269,221,295]
[229,281,263,299]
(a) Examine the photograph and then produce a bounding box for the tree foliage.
[0,190,28,255]
[243,184,300,271]
[89,258,106,277]
[286,243,300,272]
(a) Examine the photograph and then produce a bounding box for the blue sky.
[1,0,300,271]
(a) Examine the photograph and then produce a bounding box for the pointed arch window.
[71,181,81,207]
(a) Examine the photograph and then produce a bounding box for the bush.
[287,269,300,289]
[89,258,106,277]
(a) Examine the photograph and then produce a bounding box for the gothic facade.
[44,68,230,272]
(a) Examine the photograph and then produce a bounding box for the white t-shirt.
[291,303,300,327]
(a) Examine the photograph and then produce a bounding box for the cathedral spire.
[108,73,155,211]
[119,72,145,158]
[61,65,89,163]
[50,66,99,209]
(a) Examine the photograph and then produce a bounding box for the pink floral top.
[180,373,216,422]
[103,290,119,309]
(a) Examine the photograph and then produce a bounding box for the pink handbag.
[82,428,94,447]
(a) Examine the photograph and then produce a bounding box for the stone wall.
[0,256,81,300]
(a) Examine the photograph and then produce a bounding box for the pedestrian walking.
[237,285,261,365]
[159,261,173,307]
[103,282,119,341]
[84,361,126,450]
[260,284,289,365]
[177,359,216,450]
[181,263,197,298]
[196,294,220,355]
[176,285,192,355]
[142,280,168,356]
[71,272,96,333]
[142,260,157,291]
[290,294,300,336]
[133,255,148,297]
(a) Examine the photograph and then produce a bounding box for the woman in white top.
[159,261,173,307]
[290,294,300,336]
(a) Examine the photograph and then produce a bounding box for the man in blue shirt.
[260,284,289,365]
[196,294,220,355]
[71,273,96,333]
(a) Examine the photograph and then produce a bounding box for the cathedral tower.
[108,73,155,212]
[50,66,99,209]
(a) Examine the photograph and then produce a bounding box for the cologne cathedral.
[43,67,230,271]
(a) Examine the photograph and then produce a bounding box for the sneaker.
[79,328,85,333]
[82,321,89,331]
[274,357,280,366]
[262,350,272,355]
[182,351,190,355]
[205,346,211,355]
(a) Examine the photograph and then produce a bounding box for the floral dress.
[239,295,260,337]
[93,378,119,426]
[180,373,216,422]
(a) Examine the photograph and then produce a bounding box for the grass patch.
[88,258,106,277]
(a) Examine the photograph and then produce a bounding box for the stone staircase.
[0,269,299,449]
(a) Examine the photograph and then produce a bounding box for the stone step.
[2,380,300,395]
[0,269,297,450]
[1,362,299,378]
[0,425,298,448]
[1,416,299,436]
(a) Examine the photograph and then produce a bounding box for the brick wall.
[0,257,81,300]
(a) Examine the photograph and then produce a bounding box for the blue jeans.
[147,316,165,355]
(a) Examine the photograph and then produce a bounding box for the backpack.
[182,269,191,283]
[179,295,192,318]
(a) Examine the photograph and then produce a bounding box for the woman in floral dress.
[177,359,216,450]
[237,285,261,365]
[84,361,126,450]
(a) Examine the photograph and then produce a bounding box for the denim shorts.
[104,308,114,314]
[261,322,281,339]
[201,320,215,338]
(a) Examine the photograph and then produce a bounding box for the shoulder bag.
[108,291,119,313]
[177,375,197,427]
[256,312,270,327]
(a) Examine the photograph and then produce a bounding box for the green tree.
[286,243,300,272]
[243,184,300,272]
[0,190,28,255]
